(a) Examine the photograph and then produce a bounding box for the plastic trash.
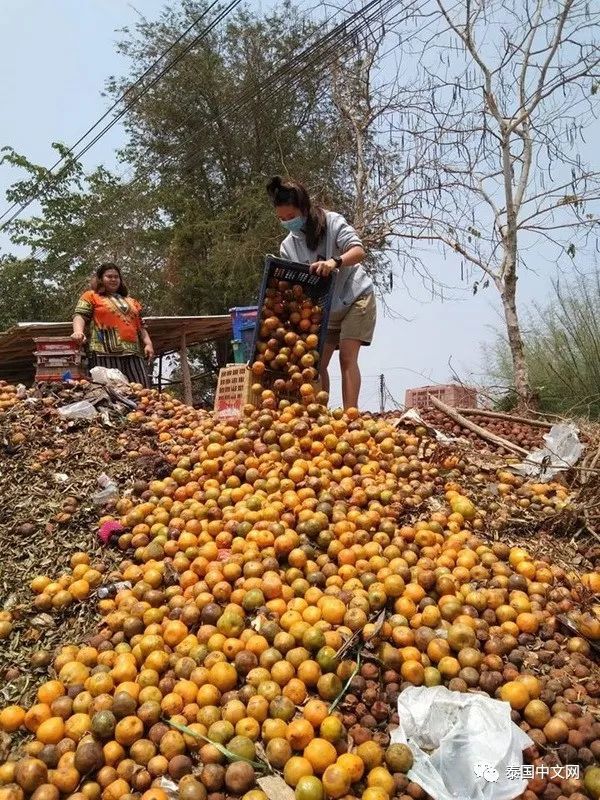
[90,366,129,387]
[390,685,532,800]
[97,581,132,599]
[512,423,584,481]
[98,520,124,546]
[57,401,98,420]
[152,776,178,799]
[92,473,119,506]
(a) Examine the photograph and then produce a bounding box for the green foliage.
[0,144,167,327]
[0,0,357,331]
[487,270,600,419]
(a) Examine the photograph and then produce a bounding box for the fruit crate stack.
[229,306,258,365]
[405,383,478,410]
[33,337,86,382]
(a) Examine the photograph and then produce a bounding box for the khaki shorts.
[326,291,376,349]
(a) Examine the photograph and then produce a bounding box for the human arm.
[310,245,365,277]
[71,314,87,344]
[310,213,365,276]
[140,327,154,360]
[135,302,154,360]
[72,292,95,344]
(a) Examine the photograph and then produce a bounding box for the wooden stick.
[180,332,193,406]
[456,406,552,429]
[430,396,529,457]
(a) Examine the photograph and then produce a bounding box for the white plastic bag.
[390,686,532,800]
[57,401,98,420]
[512,423,584,481]
[90,366,129,387]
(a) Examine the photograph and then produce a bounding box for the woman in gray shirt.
[266,176,376,410]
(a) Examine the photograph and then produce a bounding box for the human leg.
[339,338,362,409]
[320,339,337,396]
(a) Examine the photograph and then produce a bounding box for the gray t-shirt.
[279,210,374,316]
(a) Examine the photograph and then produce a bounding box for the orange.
[64,713,91,742]
[0,705,25,732]
[286,719,315,751]
[319,597,346,625]
[322,764,351,798]
[499,681,530,710]
[163,620,188,647]
[283,756,314,788]
[304,738,338,774]
[319,716,344,743]
[337,753,364,782]
[303,699,329,728]
[36,716,65,744]
[24,704,52,733]
[37,680,65,705]
[115,715,144,746]
[356,742,383,771]
[367,767,395,794]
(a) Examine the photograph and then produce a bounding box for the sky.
[0,0,593,410]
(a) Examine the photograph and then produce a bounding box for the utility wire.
[1,0,432,284]
[113,0,414,186]
[0,0,243,231]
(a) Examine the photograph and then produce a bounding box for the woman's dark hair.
[266,176,327,252]
[92,263,128,297]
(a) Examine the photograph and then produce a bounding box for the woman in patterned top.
[72,263,154,388]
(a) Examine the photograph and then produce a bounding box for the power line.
[113,0,415,187]
[0,0,244,231]
[0,0,432,285]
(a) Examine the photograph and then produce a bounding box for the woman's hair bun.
[266,176,283,198]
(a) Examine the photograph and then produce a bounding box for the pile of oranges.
[251,279,323,390]
[0,381,19,412]
[0,388,599,800]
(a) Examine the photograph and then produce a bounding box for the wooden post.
[215,337,230,369]
[180,332,193,406]
[157,355,163,393]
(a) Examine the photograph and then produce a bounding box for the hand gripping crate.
[248,255,335,365]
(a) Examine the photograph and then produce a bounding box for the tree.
[487,268,600,418]
[0,144,167,327]
[387,0,600,406]
[2,1,390,331]
[106,0,355,315]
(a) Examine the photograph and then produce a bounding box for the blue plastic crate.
[230,306,258,340]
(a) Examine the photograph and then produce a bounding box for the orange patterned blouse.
[74,291,145,356]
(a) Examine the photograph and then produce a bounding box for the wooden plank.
[456,407,552,429]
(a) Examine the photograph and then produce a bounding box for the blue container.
[230,306,258,364]
[230,306,258,339]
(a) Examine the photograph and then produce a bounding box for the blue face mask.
[281,215,305,233]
